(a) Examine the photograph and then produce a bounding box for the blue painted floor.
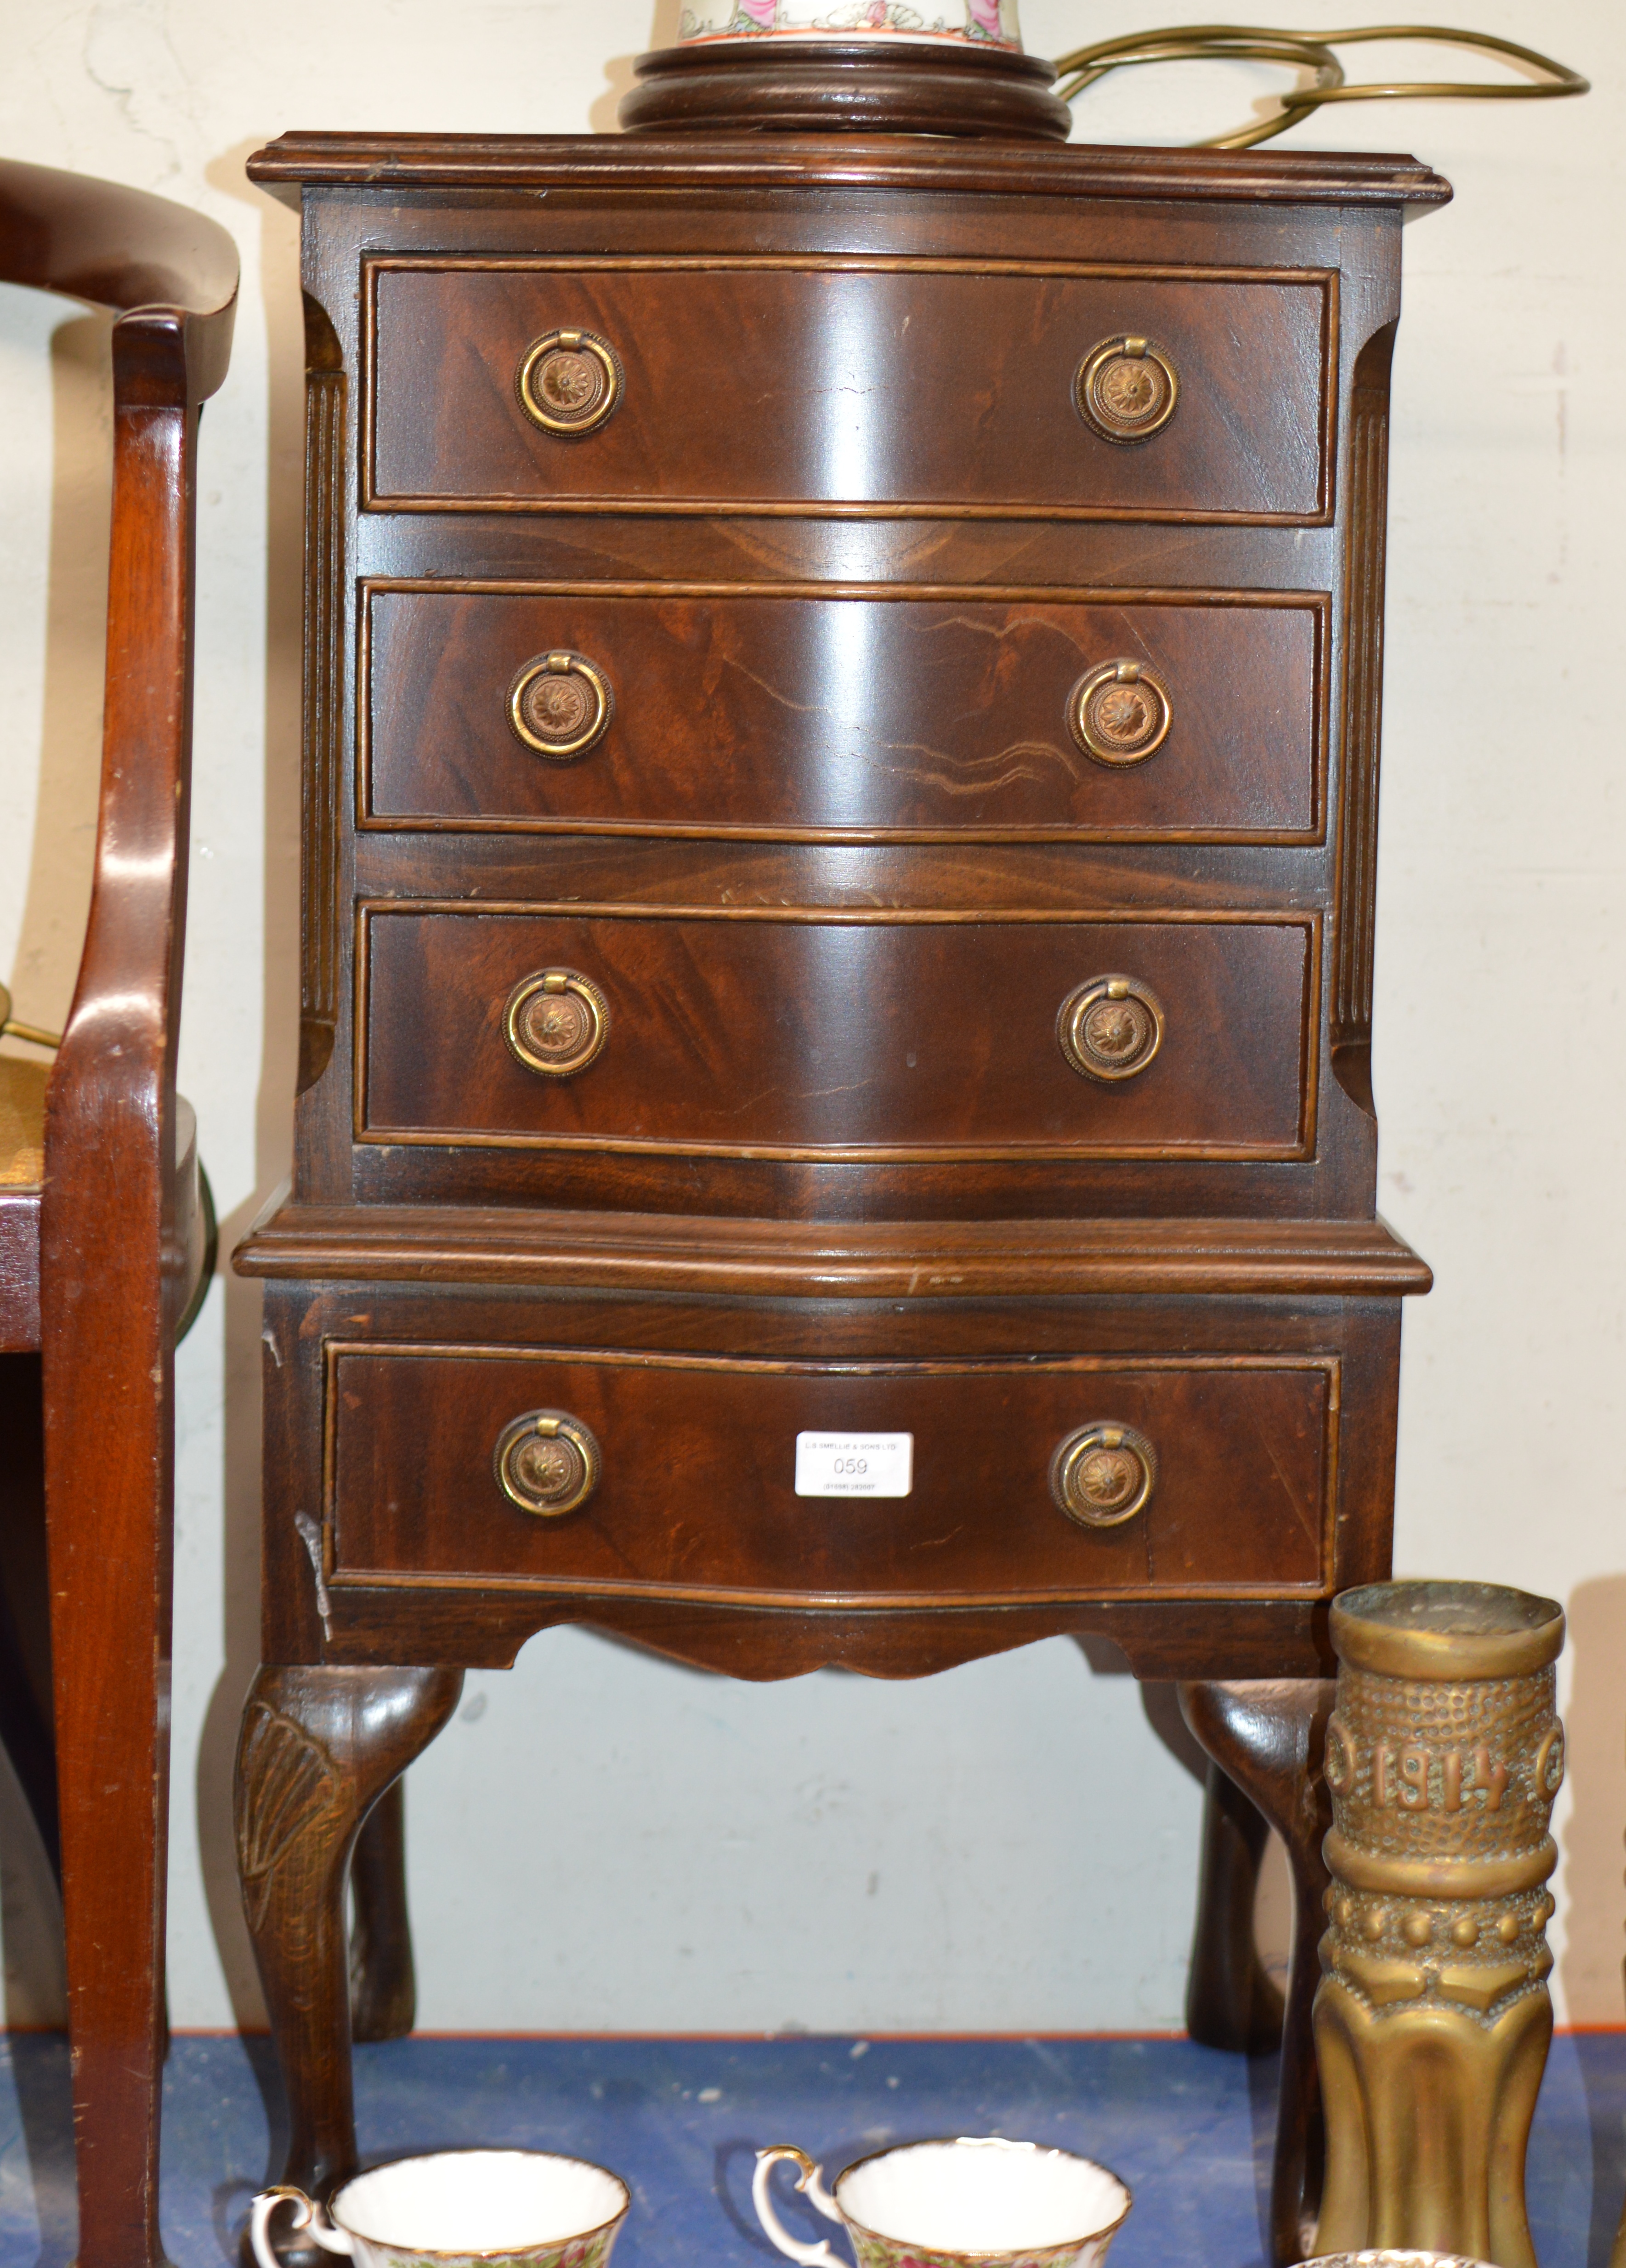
[0,2030,1617,2268]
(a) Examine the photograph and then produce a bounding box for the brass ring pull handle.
[516,328,624,436]
[504,968,610,1079]
[1075,336,1178,444]
[1051,1422,1158,1528]
[1058,975,1164,1082]
[508,651,614,760]
[1069,660,1172,766]
[494,1408,602,1518]
[0,981,60,1052]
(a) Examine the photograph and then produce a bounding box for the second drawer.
[362,586,1326,841]
[359,906,1317,1160]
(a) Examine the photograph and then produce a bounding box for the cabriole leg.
[1186,1758,1284,2053]
[234,1665,462,2239]
[349,1781,415,2044]
[1180,1678,1336,2268]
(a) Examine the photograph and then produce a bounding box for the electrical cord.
[1053,23,1588,148]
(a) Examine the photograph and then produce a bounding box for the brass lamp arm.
[1054,22,1589,151]
[0,981,62,1051]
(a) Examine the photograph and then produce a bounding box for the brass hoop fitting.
[0,981,61,1051]
[1075,335,1178,444]
[516,328,624,436]
[503,968,610,1079]
[1058,975,1164,1082]
[508,651,614,760]
[1068,658,1173,766]
[1051,1422,1158,1527]
[494,1409,602,1517]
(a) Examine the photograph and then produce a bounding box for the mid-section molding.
[234,1204,1432,1301]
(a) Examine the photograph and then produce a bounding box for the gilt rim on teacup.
[327,2148,631,2262]
[1299,2254,1495,2268]
[833,2136,1133,2264]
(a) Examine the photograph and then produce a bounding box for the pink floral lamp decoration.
[676,3,1024,49]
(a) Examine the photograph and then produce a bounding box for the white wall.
[0,0,1620,2034]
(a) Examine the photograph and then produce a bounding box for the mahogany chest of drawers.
[234,125,1445,2231]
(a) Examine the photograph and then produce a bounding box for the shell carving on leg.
[235,1701,340,1928]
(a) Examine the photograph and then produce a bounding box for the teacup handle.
[753,2147,845,2268]
[250,2187,355,2268]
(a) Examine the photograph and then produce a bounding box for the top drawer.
[364,259,1336,523]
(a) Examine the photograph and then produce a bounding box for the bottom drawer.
[328,1346,1334,1605]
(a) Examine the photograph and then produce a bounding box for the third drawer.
[358,906,1317,1159]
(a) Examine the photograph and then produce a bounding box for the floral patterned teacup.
[249,2150,630,2268]
[678,4,1023,50]
[753,2137,1131,2268]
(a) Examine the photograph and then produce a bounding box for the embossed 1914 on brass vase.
[1315,1582,1566,2268]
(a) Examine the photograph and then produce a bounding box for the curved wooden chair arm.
[0,156,236,397]
[0,157,238,2268]
[13,161,238,1341]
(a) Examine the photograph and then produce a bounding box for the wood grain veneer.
[233,128,1443,2250]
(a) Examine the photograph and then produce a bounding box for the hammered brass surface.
[1315,1582,1565,2268]
[1331,1582,1564,1684]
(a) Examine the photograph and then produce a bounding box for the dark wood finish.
[251,1278,1405,1683]
[0,154,237,2268]
[364,585,1324,841]
[618,38,1073,142]
[237,1205,1430,1299]
[367,260,1333,522]
[235,1667,462,2219]
[236,126,1442,2257]
[348,1784,416,2044]
[360,907,1314,1161]
[245,135,1450,214]
[1182,1679,1336,2265]
[329,1346,1331,1601]
[1185,1760,1284,2053]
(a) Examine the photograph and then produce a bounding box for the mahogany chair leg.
[1179,1679,1336,2268]
[349,1779,416,2044]
[1186,1757,1284,2053]
[234,1665,462,2239]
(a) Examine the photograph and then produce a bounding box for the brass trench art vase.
[1314,1582,1566,2268]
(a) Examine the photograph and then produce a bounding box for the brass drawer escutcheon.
[1051,1422,1158,1527]
[1075,335,1179,443]
[1068,658,1173,765]
[508,650,614,760]
[494,1409,602,1517]
[503,968,610,1078]
[1057,975,1164,1082]
[516,327,624,436]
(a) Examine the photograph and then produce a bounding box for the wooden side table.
[234,102,1445,2263]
